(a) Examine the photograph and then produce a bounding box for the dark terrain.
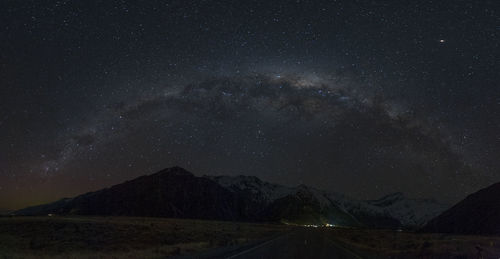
[15,167,446,229]
[0,216,289,258]
[3,216,500,258]
[423,182,500,235]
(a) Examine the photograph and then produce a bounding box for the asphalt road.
[224,229,363,259]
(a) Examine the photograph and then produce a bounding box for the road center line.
[225,232,292,259]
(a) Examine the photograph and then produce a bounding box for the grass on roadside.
[0,216,290,258]
[327,228,500,258]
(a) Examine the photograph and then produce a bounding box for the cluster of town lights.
[303,223,335,228]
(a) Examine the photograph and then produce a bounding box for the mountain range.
[15,166,448,229]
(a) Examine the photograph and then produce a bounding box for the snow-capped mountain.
[367,192,448,227]
[207,175,340,210]
[206,175,295,203]
[205,175,362,226]
[207,174,448,227]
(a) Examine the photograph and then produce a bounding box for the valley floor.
[0,216,289,258]
[329,227,500,258]
[2,216,500,258]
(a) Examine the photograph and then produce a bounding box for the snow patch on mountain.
[206,174,448,227]
[367,193,448,226]
[206,175,294,203]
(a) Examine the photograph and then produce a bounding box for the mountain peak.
[205,174,265,187]
[156,166,194,177]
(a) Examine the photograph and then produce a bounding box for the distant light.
[439,39,445,43]
[303,224,319,228]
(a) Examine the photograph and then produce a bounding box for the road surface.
[223,228,363,259]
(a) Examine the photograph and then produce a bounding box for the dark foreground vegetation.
[3,216,500,258]
[329,228,500,258]
[0,216,289,258]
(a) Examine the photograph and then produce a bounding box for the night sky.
[1,0,499,210]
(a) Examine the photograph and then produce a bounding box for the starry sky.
[1,0,499,209]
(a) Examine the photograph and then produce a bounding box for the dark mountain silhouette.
[422,182,500,235]
[16,167,445,228]
[17,167,247,220]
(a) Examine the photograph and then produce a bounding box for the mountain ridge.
[422,182,500,235]
[16,167,448,228]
